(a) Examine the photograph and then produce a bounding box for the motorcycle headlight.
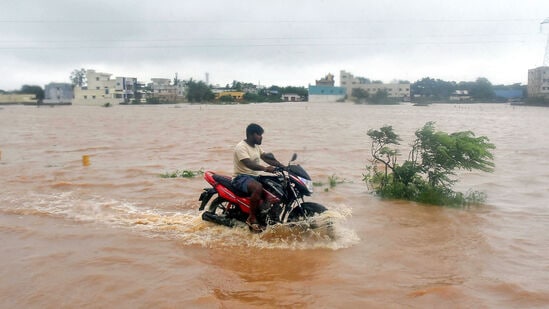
[298,176,314,193]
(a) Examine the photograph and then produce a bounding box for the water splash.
[1,192,359,250]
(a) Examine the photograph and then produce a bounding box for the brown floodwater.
[1,103,548,308]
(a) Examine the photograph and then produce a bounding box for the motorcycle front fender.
[198,188,217,210]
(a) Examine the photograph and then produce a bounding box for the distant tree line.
[2,73,531,105]
[411,77,525,103]
[350,76,528,104]
[0,85,45,101]
[186,79,308,104]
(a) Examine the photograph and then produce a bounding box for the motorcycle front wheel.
[287,202,327,221]
[287,202,335,238]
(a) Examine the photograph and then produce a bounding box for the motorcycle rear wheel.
[207,197,247,222]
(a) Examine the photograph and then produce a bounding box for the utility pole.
[542,18,549,66]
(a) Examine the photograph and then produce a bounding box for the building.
[527,66,549,99]
[315,73,335,86]
[215,91,245,101]
[149,78,178,103]
[72,70,139,105]
[282,93,302,102]
[308,73,346,102]
[494,89,524,102]
[340,70,410,101]
[449,90,471,102]
[43,83,73,105]
[114,77,137,103]
[73,70,116,105]
[308,85,346,102]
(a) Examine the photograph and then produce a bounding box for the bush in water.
[363,122,495,207]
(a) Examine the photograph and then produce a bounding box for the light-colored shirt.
[233,140,264,176]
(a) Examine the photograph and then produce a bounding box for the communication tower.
[542,18,549,65]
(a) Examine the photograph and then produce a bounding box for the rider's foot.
[246,217,264,233]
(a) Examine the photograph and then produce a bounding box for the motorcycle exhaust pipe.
[201,211,236,228]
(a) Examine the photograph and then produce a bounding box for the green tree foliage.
[70,68,87,87]
[411,77,456,101]
[458,77,495,101]
[19,85,44,100]
[282,86,308,99]
[352,88,394,104]
[369,89,391,104]
[186,79,215,102]
[364,122,495,206]
[352,88,369,103]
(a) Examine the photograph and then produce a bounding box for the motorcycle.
[198,153,328,231]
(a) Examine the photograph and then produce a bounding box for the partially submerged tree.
[364,122,495,206]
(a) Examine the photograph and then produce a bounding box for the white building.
[73,70,115,105]
[528,66,549,99]
[282,93,302,102]
[340,70,410,100]
[72,70,137,105]
[149,78,178,103]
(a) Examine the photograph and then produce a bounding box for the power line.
[0,32,537,44]
[0,39,539,50]
[0,18,540,24]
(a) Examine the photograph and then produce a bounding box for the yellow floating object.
[82,155,90,166]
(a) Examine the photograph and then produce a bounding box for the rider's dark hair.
[246,123,264,138]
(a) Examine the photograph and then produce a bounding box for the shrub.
[364,122,495,206]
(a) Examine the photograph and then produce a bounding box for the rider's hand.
[264,166,276,173]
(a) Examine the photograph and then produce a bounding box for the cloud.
[1,0,548,90]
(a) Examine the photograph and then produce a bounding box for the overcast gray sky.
[1,0,548,90]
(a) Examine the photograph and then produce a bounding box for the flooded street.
[1,102,549,308]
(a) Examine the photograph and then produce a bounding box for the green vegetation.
[15,85,45,101]
[313,174,347,192]
[70,68,87,87]
[160,169,204,178]
[186,79,215,103]
[411,77,525,103]
[363,122,495,206]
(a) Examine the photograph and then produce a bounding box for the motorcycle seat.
[212,174,249,197]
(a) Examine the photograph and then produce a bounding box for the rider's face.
[253,133,263,145]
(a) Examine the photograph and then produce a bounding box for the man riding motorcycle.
[232,123,283,233]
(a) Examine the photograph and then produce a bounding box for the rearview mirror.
[290,153,297,162]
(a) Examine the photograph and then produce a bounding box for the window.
[84,95,87,99]
[96,77,99,81]
[96,87,100,90]
[92,95,96,99]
